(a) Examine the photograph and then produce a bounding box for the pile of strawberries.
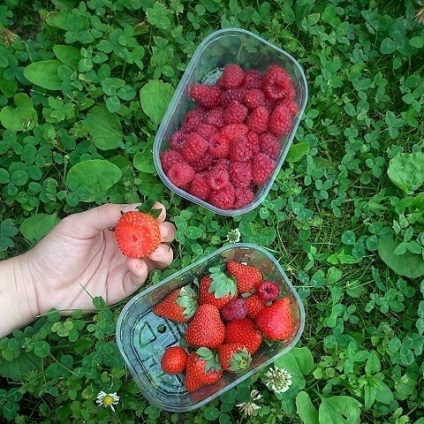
[152,260,296,392]
[159,63,298,210]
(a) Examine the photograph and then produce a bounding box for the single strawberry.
[198,269,237,310]
[153,285,198,323]
[209,183,235,210]
[161,346,188,374]
[256,280,281,302]
[114,208,161,258]
[220,64,245,89]
[185,304,226,349]
[167,161,195,189]
[218,343,252,373]
[221,297,248,321]
[226,261,262,294]
[255,297,295,341]
[244,293,265,318]
[189,84,222,108]
[224,318,262,354]
[251,152,276,186]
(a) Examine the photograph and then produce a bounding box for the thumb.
[122,258,150,297]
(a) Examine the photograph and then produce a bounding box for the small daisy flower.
[96,391,120,412]
[265,367,292,394]
[226,228,241,243]
[416,6,424,24]
[236,389,262,416]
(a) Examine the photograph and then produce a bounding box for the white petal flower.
[96,391,120,412]
[226,228,241,243]
[236,389,262,416]
[265,367,293,394]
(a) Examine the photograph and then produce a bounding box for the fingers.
[159,221,176,243]
[145,243,174,271]
[123,258,150,295]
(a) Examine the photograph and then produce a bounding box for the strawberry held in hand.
[114,206,161,258]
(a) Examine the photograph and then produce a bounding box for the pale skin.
[0,202,176,338]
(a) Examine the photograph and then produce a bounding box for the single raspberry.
[234,187,255,209]
[224,100,248,124]
[246,131,260,153]
[204,107,225,128]
[189,172,210,200]
[189,84,221,108]
[269,105,292,137]
[245,294,265,318]
[220,64,244,89]
[229,136,252,162]
[251,152,276,186]
[170,130,185,152]
[208,132,230,159]
[221,298,248,321]
[243,69,263,89]
[220,88,247,108]
[264,98,276,113]
[243,89,266,109]
[209,183,235,210]
[191,152,214,173]
[181,108,206,133]
[256,280,280,302]
[207,166,230,191]
[196,124,218,142]
[160,149,183,173]
[229,161,252,188]
[167,162,195,189]
[181,132,209,163]
[279,98,298,116]
[259,132,281,159]
[215,158,231,172]
[262,64,293,100]
[247,106,269,134]
[220,123,248,141]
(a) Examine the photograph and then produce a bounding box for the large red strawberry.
[218,343,252,373]
[224,318,262,354]
[161,346,188,374]
[226,261,262,294]
[185,304,225,349]
[152,285,198,323]
[255,297,295,341]
[185,348,223,392]
[198,269,238,310]
[114,209,161,258]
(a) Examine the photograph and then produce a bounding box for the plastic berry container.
[153,28,308,216]
[115,243,305,412]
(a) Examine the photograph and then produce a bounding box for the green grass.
[0,0,423,423]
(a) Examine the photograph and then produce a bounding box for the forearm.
[0,253,39,338]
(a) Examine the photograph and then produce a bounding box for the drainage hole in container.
[156,324,167,334]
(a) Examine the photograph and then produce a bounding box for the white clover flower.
[265,367,292,394]
[236,389,262,416]
[226,228,241,243]
[96,391,120,412]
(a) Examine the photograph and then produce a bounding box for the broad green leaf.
[24,60,62,90]
[296,391,319,424]
[85,105,124,150]
[185,226,203,240]
[286,142,310,163]
[0,93,38,131]
[365,351,381,375]
[387,152,424,194]
[378,236,424,278]
[0,352,42,381]
[65,159,123,202]
[0,69,18,97]
[20,213,61,242]
[319,396,361,424]
[327,247,362,265]
[409,36,423,49]
[139,80,175,127]
[275,347,314,376]
[133,152,156,173]
[53,45,81,68]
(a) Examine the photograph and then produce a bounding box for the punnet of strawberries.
[152,259,297,393]
[159,63,298,210]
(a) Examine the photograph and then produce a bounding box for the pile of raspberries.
[160,63,298,210]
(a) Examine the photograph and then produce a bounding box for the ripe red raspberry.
[256,280,280,302]
[181,108,206,133]
[224,100,248,124]
[220,124,248,141]
[220,64,244,89]
[209,183,235,210]
[196,124,218,142]
[191,152,214,173]
[215,158,231,172]
[243,89,266,109]
[160,149,183,173]
[208,132,230,159]
[262,64,293,100]
[229,136,252,162]
[269,105,292,137]
[229,161,252,188]
[247,106,269,134]
[181,132,209,163]
[259,132,281,159]
[220,88,247,108]
[246,131,260,153]
[189,84,221,108]
[264,98,276,113]
[279,98,298,116]
[251,152,276,185]
[170,130,185,151]
[207,166,230,191]
[189,172,210,200]
[234,187,255,209]
[221,298,248,321]
[204,107,225,128]
[243,69,263,89]
[167,162,195,189]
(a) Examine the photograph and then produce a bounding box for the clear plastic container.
[153,28,308,216]
[116,243,305,412]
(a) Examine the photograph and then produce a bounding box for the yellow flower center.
[103,395,114,406]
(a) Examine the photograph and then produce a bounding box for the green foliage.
[0,0,423,422]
